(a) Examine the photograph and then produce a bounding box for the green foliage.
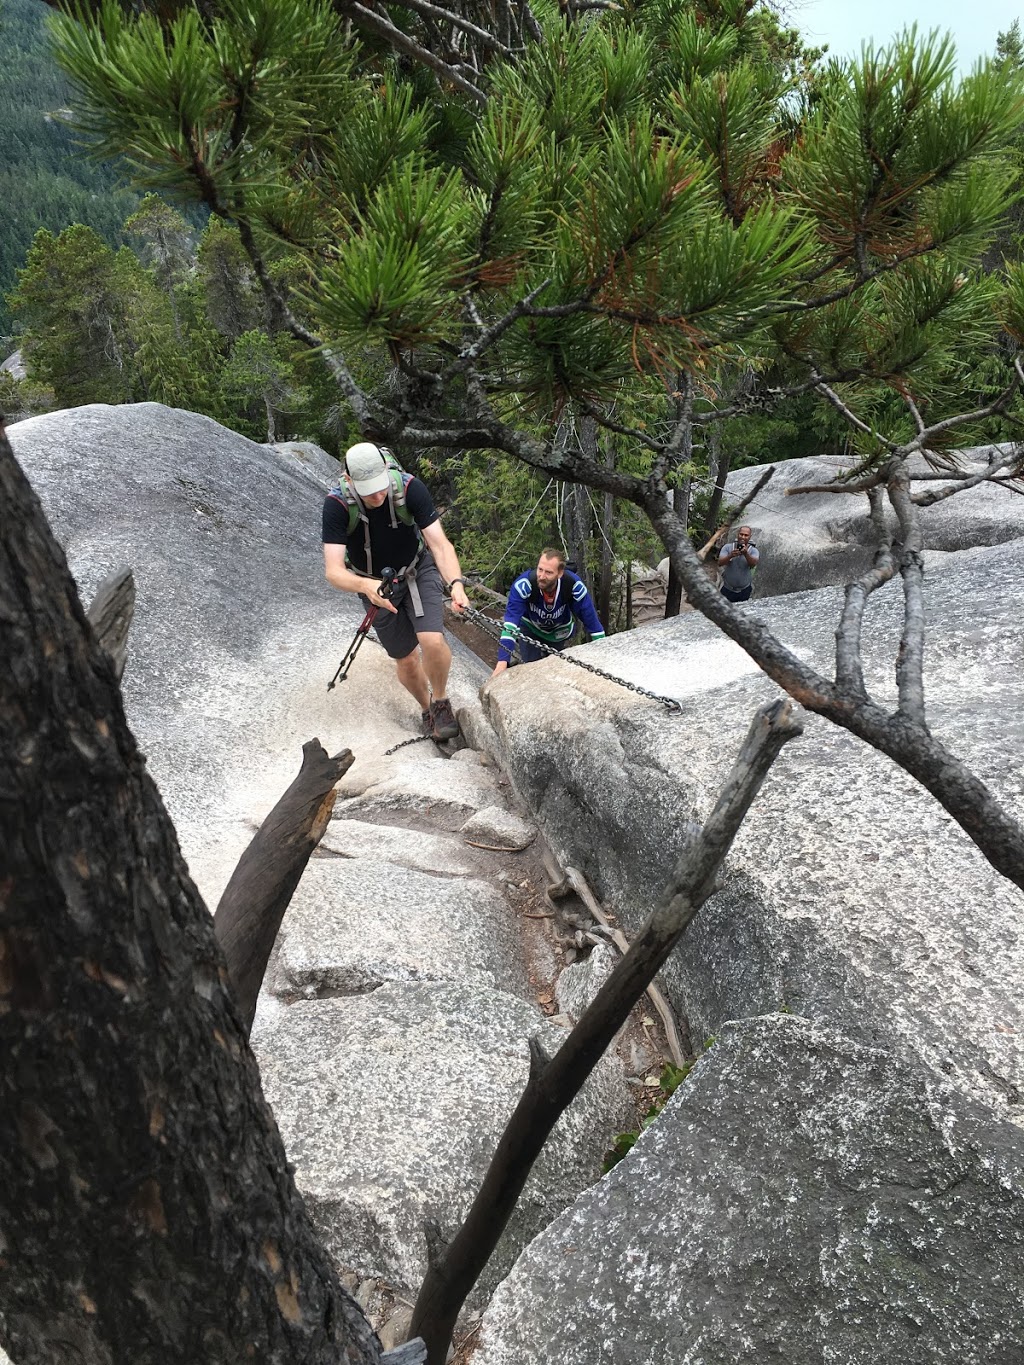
[0,0,142,333]
[603,1060,697,1173]
[219,329,309,442]
[5,0,1022,581]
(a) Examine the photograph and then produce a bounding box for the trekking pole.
[327,566,397,690]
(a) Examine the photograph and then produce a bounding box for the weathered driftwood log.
[214,739,354,1035]
[410,698,804,1365]
[85,566,135,678]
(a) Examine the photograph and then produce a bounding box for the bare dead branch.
[448,279,553,375]
[347,3,487,102]
[409,700,804,1365]
[902,359,1024,452]
[546,862,688,1068]
[912,445,1024,507]
[86,567,135,680]
[386,0,509,51]
[904,391,927,435]
[578,399,664,454]
[814,378,899,450]
[214,741,355,1034]
[727,466,776,526]
[233,219,374,429]
[786,473,886,496]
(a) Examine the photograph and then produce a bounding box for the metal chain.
[456,599,682,714]
[383,734,433,756]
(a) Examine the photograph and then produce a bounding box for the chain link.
[456,599,682,714]
[383,733,433,756]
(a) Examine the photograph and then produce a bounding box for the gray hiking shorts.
[360,550,446,659]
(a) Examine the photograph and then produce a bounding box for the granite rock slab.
[318,819,494,877]
[251,982,634,1301]
[725,447,1024,599]
[474,1014,1024,1365]
[336,754,505,825]
[271,858,530,999]
[484,540,1024,1121]
[460,806,536,851]
[8,403,486,901]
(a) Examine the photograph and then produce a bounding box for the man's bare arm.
[323,543,398,612]
[421,521,470,613]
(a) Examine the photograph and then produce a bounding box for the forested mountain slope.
[0,0,139,336]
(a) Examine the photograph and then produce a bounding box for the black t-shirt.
[322,476,439,573]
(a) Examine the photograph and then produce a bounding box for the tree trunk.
[704,429,730,538]
[663,487,687,617]
[566,482,591,589]
[598,482,614,629]
[664,375,693,618]
[0,425,381,1365]
[578,415,614,627]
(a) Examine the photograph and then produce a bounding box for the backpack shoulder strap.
[327,483,361,535]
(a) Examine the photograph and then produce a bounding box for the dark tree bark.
[663,485,688,617]
[0,425,381,1365]
[410,699,803,1364]
[214,739,355,1036]
[703,439,731,538]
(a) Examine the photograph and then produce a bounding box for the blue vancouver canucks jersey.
[497,570,605,664]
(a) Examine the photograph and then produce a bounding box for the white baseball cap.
[345,442,390,496]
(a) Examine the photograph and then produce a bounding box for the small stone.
[356,1278,376,1311]
[461,806,536,851]
[379,1305,414,1351]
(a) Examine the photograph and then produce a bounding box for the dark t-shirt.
[322,477,439,573]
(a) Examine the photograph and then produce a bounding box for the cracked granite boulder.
[474,1014,1024,1365]
[484,540,1024,1123]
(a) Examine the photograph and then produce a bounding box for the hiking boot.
[421,708,435,738]
[429,697,460,741]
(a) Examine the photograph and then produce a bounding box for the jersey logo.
[514,578,532,599]
[572,579,587,602]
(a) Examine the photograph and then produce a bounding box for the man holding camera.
[718,525,759,603]
[322,442,470,740]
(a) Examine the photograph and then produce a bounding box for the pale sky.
[791,0,1020,73]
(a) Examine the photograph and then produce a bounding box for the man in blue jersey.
[490,548,606,679]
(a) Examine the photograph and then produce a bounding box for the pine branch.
[448,279,553,375]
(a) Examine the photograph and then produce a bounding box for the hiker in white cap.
[322,442,470,740]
